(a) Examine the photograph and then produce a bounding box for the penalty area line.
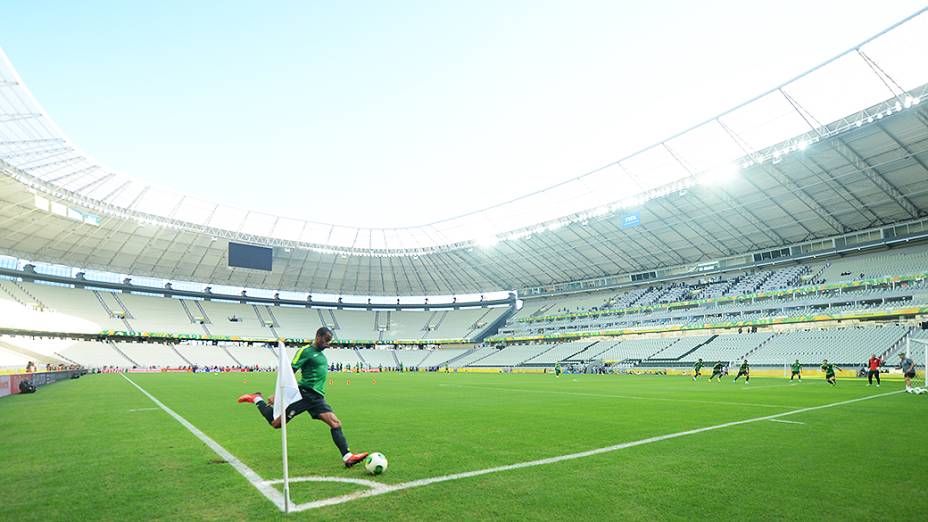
[119,374,286,511]
[287,390,902,513]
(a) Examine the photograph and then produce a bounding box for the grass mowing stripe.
[120,374,286,511]
[440,383,800,409]
[289,389,902,513]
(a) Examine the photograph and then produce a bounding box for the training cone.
[372,378,377,384]
[346,378,351,385]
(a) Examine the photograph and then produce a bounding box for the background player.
[790,359,802,381]
[899,352,917,393]
[709,361,724,383]
[237,327,369,468]
[866,354,882,387]
[733,359,750,384]
[693,359,704,381]
[554,361,562,378]
[821,359,840,385]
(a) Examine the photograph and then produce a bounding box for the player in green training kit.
[693,359,704,381]
[555,362,562,378]
[237,327,369,468]
[790,359,802,381]
[821,359,840,385]
[709,361,724,382]
[733,359,750,383]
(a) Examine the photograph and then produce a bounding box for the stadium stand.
[469,343,557,367]
[747,326,908,365]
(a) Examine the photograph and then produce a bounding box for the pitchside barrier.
[0,369,82,398]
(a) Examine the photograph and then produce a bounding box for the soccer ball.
[364,452,388,475]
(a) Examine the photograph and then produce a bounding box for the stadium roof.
[1,10,928,296]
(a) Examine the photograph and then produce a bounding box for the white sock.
[254,396,265,404]
[342,452,352,461]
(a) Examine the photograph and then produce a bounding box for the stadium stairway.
[108,341,139,367]
[0,338,65,364]
[170,346,194,366]
[0,280,47,309]
[441,347,480,367]
[222,346,244,366]
[355,348,368,365]
[648,335,718,363]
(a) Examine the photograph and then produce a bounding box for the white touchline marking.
[767,419,805,425]
[120,374,286,511]
[286,390,903,513]
[127,407,160,412]
[441,383,799,409]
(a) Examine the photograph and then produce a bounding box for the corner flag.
[275,340,301,512]
[274,340,302,419]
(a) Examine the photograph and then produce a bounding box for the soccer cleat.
[237,392,263,404]
[343,452,370,468]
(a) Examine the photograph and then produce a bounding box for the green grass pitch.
[2,371,926,520]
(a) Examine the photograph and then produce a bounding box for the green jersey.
[791,362,801,372]
[694,361,704,371]
[739,362,749,372]
[821,363,836,376]
[291,344,328,396]
[713,362,724,372]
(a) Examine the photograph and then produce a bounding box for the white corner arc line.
[262,476,387,489]
[767,419,805,425]
[120,374,286,511]
[287,390,903,513]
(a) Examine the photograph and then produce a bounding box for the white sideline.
[286,390,902,513]
[119,374,286,511]
[120,374,901,514]
[767,419,805,425]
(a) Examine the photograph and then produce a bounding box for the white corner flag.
[275,340,302,513]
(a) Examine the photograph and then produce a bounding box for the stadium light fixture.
[475,235,499,248]
[698,163,740,186]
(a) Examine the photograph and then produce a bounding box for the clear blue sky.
[2,0,924,228]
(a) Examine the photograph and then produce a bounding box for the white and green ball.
[364,452,388,475]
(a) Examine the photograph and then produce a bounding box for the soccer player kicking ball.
[709,361,724,383]
[790,359,802,382]
[693,359,704,381]
[237,327,369,468]
[733,359,750,384]
[866,354,882,387]
[821,359,840,386]
[899,353,917,393]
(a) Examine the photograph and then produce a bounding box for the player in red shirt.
[867,354,882,387]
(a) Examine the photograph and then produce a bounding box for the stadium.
[2,3,928,520]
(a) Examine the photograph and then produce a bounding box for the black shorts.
[905,371,916,379]
[737,370,749,377]
[825,373,835,380]
[791,370,800,375]
[710,371,722,377]
[286,387,333,421]
[694,370,702,376]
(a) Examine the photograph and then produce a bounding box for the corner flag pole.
[278,340,291,513]
[274,339,301,513]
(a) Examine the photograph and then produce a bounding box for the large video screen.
[228,242,272,271]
